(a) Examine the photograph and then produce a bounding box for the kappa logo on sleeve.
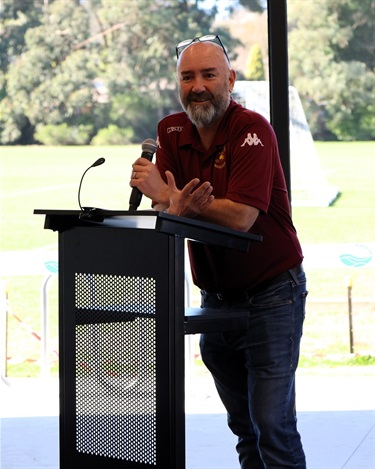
[240,133,264,147]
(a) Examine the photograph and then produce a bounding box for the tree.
[1,0,100,144]
[0,0,238,144]
[288,0,374,140]
[244,43,265,80]
[87,0,238,140]
[331,0,374,68]
[0,0,44,72]
[0,0,46,142]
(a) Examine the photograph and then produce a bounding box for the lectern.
[34,209,261,469]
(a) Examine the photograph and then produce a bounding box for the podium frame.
[34,209,261,469]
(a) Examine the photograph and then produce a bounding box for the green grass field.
[0,142,374,376]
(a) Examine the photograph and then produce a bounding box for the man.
[130,35,307,468]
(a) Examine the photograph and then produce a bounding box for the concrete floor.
[1,367,374,469]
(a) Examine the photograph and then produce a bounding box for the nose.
[191,76,206,94]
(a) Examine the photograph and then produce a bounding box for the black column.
[267,0,291,202]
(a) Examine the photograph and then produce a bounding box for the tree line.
[288,0,374,141]
[0,0,373,145]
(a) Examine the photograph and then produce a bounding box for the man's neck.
[196,119,222,151]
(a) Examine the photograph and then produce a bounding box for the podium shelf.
[184,307,250,334]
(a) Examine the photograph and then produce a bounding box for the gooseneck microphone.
[128,138,157,211]
[78,157,105,216]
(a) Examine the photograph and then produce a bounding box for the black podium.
[34,209,261,469]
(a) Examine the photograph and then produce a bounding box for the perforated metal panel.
[74,272,157,464]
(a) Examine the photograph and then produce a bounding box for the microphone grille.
[142,138,157,153]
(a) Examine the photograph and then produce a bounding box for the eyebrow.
[179,67,219,75]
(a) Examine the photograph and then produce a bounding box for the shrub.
[91,125,134,145]
[35,123,93,145]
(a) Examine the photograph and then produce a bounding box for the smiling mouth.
[189,93,211,103]
[190,98,210,104]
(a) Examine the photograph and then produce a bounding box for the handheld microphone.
[128,138,157,211]
[78,157,105,217]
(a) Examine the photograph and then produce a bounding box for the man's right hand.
[130,158,169,206]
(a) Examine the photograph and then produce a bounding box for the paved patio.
[1,367,374,468]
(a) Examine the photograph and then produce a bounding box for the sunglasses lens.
[199,35,216,42]
[177,38,193,50]
[176,35,229,62]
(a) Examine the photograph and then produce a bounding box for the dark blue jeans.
[199,269,308,468]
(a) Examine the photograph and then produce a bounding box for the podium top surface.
[34,209,262,252]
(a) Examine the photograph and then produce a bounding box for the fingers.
[131,158,153,178]
[165,171,214,217]
[194,185,214,210]
[178,176,213,206]
[129,169,138,187]
[184,180,213,203]
[130,159,153,186]
[192,181,213,201]
[198,194,214,212]
[133,157,152,169]
[165,170,178,191]
[180,177,200,195]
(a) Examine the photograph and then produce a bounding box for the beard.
[179,86,230,128]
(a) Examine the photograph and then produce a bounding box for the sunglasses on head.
[175,34,230,63]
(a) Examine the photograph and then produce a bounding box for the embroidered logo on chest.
[214,146,226,169]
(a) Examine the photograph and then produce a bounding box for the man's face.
[177,42,236,128]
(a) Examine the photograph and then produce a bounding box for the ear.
[228,69,237,93]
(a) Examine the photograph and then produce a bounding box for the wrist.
[156,184,169,206]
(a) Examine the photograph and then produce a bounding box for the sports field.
[0,141,374,376]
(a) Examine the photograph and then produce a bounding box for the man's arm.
[163,171,258,232]
[195,199,259,232]
[130,162,259,232]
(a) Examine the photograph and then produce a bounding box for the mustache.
[188,91,212,101]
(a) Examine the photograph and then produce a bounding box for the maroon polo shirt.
[155,99,303,292]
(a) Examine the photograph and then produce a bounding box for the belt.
[214,264,304,302]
